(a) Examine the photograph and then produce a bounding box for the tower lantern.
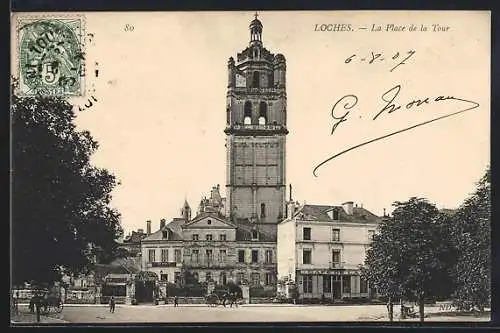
[249,12,263,47]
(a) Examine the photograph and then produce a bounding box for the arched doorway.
[134,271,158,304]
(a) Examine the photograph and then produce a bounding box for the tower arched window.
[268,73,274,88]
[252,71,260,88]
[260,203,266,218]
[244,101,252,125]
[258,102,267,125]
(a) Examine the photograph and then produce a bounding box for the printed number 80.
[124,24,134,32]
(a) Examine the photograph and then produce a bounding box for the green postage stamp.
[15,15,85,97]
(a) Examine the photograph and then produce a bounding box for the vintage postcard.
[10,11,490,324]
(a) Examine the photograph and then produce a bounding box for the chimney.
[160,218,166,229]
[146,220,151,235]
[287,201,295,219]
[342,201,354,215]
[383,208,386,217]
[289,184,293,202]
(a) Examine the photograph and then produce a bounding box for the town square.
[12,303,490,324]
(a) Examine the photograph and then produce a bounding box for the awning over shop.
[105,282,127,286]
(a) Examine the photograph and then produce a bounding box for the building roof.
[184,212,237,229]
[290,204,381,224]
[110,257,141,273]
[142,218,184,242]
[121,230,147,244]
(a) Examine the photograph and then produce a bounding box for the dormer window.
[252,230,259,240]
[162,230,169,239]
[327,209,339,220]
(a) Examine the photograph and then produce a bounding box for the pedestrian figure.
[34,295,41,323]
[29,296,35,313]
[222,293,227,307]
[174,296,178,307]
[13,291,19,315]
[109,296,116,313]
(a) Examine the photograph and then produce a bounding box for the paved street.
[12,304,490,324]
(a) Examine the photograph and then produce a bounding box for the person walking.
[222,292,227,308]
[109,296,116,313]
[13,291,19,315]
[174,295,178,307]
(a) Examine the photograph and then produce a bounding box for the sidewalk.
[18,302,383,308]
[17,302,294,308]
[11,312,69,324]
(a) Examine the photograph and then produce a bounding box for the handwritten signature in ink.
[313,84,480,177]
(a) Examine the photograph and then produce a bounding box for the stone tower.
[181,199,191,221]
[225,13,288,224]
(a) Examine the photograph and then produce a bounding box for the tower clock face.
[236,73,246,87]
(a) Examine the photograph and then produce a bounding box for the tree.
[361,216,402,322]
[11,90,123,286]
[450,167,490,312]
[362,197,454,322]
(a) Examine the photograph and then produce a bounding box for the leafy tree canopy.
[362,197,455,320]
[450,167,490,311]
[12,91,123,286]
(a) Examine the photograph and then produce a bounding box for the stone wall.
[64,288,97,304]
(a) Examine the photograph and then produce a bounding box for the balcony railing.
[184,260,234,269]
[229,124,285,131]
[231,87,284,94]
[150,261,178,268]
[329,261,345,269]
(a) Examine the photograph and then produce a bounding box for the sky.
[32,11,490,234]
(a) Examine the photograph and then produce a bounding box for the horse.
[222,292,240,308]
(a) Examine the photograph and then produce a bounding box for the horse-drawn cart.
[41,295,64,314]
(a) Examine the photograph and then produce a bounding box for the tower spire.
[249,12,263,47]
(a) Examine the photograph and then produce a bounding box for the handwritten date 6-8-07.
[345,50,416,72]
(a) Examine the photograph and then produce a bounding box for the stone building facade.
[118,228,148,257]
[140,217,185,285]
[141,185,277,288]
[277,201,382,301]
